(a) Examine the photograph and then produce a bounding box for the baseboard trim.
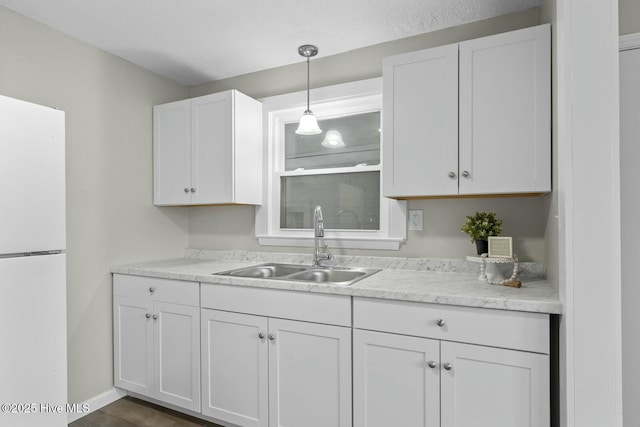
[67,387,128,424]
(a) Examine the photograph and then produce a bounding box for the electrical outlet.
[409,209,423,231]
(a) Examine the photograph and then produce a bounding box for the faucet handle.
[323,245,332,260]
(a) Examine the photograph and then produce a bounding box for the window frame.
[255,78,406,250]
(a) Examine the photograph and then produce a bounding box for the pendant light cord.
[306,57,311,113]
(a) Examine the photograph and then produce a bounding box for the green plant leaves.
[460,211,503,242]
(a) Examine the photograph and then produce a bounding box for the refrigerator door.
[0,254,67,426]
[0,95,65,254]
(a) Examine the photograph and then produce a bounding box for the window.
[256,78,406,250]
[281,111,381,230]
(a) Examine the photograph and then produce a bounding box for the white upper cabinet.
[153,89,262,206]
[154,100,190,205]
[458,25,551,195]
[382,44,459,197]
[383,24,551,198]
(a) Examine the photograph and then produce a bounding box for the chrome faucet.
[313,205,332,267]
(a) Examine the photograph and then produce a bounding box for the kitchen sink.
[215,263,379,286]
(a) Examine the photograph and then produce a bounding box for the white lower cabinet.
[440,341,549,427]
[200,309,268,426]
[268,318,352,427]
[113,276,551,427]
[353,330,441,427]
[113,275,201,412]
[200,284,353,427]
[353,297,550,427]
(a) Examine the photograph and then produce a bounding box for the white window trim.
[255,77,407,250]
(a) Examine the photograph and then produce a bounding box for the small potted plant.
[461,211,503,255]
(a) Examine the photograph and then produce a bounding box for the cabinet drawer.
[353,297,549,354]
[201,283,351,327]
[113,274,199,306]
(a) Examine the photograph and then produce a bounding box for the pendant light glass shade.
[296,111,322,135]
[295,44,321,135]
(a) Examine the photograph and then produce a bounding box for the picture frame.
[488,236,513,258]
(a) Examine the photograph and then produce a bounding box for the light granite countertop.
[110,249,562,314]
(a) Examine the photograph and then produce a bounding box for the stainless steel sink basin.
[215,263,379,286]
[286,268,368,285]
[221,263,308,278]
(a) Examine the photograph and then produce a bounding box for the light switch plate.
[409,210,423,231]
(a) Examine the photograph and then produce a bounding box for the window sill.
[256,235,404,251]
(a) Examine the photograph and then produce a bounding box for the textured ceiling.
[0,0,541,86]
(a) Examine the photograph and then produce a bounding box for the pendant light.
[295,44,322,135]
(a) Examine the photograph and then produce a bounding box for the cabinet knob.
[184,188,189,193]
[443,363,453,371]
[448,172,456,179]
[149,287,155,294]
[152,314,158,320]
[436,319,446,327]
[427,361,437,369]
[190,188,196,193]
[258,332,265,339]
[268,334,276,341]
[461,170,470,178]
[145,313,151,319]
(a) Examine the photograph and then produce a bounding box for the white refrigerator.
[0,95,67,426]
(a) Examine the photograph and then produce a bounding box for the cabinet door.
[459,25,550,195]
[353,329,440,427]
[113,295,153,396]
[440,342,549,427]
[153,302,200,412]
[153,100,191,205]
[269,318,352,427]
[201,309,268,427]
[191,91,233,204]
[382,44,458,198]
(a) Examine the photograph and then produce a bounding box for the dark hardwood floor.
[68,396,225,427]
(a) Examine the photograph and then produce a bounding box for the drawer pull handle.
[152,314,158,320]
[443,363,453,371]
[149,287,155,294]
[436,319,446,327]
[268,334,276,341]
[145,313,151,319]
[427,361,437,369]
[258,332,265,339]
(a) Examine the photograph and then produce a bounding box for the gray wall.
[620,0,640,35]
[0,6,189,404]
[188,8,551,263]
